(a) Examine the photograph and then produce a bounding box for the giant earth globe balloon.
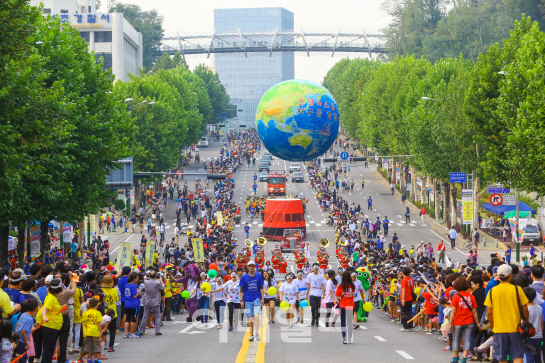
[256,79,340,161]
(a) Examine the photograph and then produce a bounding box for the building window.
[95,31,112,43]
[95,53,112,72]
[43,8,51,14]
[60,9,68,13]
[78,32,90,42]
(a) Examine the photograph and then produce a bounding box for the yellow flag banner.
[115,242,132,272]
[191,238,205,262]
[145,242,151,267]
[217,211,224,226]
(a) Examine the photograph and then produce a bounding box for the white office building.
[30,0,143,82]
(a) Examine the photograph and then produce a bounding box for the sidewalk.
[370,167,504,254]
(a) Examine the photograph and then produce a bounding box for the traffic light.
[206,174,227,180]
[323,158,337,163]
[352,157,367,162]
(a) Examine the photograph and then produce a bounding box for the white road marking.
[315,224,322,227]
[396,223,403,226]
[396,351,414,360]
[410,223,415,227]
[374,336,386,341]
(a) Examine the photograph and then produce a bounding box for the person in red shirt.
[438,240,446,264]
[449,277,479,363]
[278,257,287,274]
[335,271,355,344]
[271,252,281,274]
[400,267,415,331]
[255,250,264,270]
[296,253,306,270]
[421,285,439,333]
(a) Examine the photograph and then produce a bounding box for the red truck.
[267,172,287,196]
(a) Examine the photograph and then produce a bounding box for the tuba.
[257,237,267,246]
[320,238,330,248]
[244,239,254,248]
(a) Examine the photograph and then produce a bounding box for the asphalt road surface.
[98,140,497,363]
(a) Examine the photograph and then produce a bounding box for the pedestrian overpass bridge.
[158,28,385,57]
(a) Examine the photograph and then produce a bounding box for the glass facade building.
[214,8,294,128]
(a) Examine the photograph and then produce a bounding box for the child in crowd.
[0,320,16,363]
[15,299,39,363]
[82,297,103,363]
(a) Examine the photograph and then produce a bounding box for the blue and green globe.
[256,79,340,161]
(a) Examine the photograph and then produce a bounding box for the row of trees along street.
[323,15,545,236]
[0,0,230,268]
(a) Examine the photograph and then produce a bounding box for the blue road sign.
[487,187,511,194]
[340,151,349,160]
[450,172,466,183]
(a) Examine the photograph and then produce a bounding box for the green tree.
[193,64,230,124]
[322,58,381,138]
[115,67,205,172]
[109,2,164,70]
[382,0,544,63]
[152,52,188,73]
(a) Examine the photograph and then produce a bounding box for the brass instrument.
[320,238,330,248]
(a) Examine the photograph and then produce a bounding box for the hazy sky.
[105,0,391,83]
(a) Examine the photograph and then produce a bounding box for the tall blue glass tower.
[214,7,294,128]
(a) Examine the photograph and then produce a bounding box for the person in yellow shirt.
[73,285,84,353]
[82,297,103,362]
[164,275,173,321]
[38,278,65,363]
[101,275,119,352]
[485,264,529,363]
[153,251,159,266]
[132,250,141,267]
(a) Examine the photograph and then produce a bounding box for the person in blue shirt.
[244,223,250,238]
[253,173,257,182]
[117,266,131,332]
[123,272,143,338]
[239,260,264,342]
[505,247,511,264]
[382,217,390,237]
[252,183,257,194]
[367,196,373,210]
[70,241,78,262]
[4,272,24,304]
[23,259,31,276]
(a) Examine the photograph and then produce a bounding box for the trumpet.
[244,239,254,248]
[257,237,267,246]
[320,238,329,248]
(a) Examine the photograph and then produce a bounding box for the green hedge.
[9,230,17,237]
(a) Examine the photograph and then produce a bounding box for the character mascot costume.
[356,267,372,322]
[180,263,200,322]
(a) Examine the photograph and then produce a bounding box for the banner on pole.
[63,223,72,244]
[115,242,132,271]
[89,215,96,236]
[217,212,223,226]
[191,238,205,262]
[462,189,473,225]
[31,226,40,257]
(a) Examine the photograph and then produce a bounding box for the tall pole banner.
[462,190,473,225]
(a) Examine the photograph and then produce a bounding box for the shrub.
[113,199,126,211]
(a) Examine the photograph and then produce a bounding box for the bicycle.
[462,238,474,250]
